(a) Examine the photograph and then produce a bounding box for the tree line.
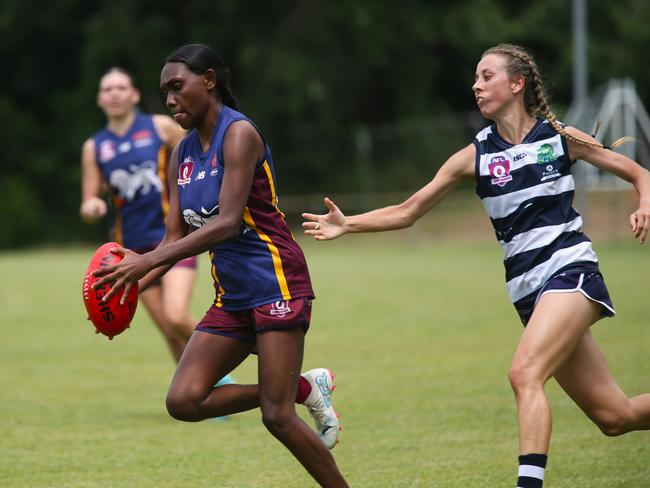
[2,0,649,247]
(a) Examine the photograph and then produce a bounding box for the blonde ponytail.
[482,44,631,150]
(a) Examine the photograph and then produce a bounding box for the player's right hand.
[80,197,108,223]
[302,197,346,241]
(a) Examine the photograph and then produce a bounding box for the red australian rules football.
[82,242,138,340]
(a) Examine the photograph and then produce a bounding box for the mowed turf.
[1,236,649,487]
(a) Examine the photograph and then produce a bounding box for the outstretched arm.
[302,143,476,240]
[136,143,190,292]
[566,126,650,243]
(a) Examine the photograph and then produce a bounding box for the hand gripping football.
[82,242,138,340]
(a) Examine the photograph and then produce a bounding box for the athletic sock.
[516,453,547,488]
[295,375,312,404]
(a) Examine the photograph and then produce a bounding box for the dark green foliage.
[2,0,648,247]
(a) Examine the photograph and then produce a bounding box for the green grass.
[1,235,649,487]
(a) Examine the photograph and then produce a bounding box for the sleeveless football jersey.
[473,119,599,313]
[176,106,313,310]
[93,113,169,249]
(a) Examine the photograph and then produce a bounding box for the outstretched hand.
[630,205,650,244]
[91,246,150,304]
[302,197,347,241]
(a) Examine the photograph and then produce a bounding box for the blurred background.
[2,0,650,248]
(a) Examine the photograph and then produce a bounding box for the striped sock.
[516,453,547,488]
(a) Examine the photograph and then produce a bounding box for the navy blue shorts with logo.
[196,297,312,343]
[516,269,615,326]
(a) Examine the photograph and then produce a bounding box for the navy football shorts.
[516,269,615,326]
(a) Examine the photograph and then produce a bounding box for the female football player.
[302,44,650,487]
[91,45,348,487]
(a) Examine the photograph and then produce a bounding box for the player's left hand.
[302,197,347,241]
[630,204,650,244]
[91,246,151,304]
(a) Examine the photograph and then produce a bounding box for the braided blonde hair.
[482,44,630,149]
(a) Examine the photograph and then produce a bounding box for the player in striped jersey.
[80,67,200,363]
[303,44,650,487]
[92,45,347,487]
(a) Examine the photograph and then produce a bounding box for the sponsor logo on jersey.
[178,157,194,187]
[541,163,560,182]
[488,155,513,187]
[118,141,132,153]
[513,153,526,162]
[99,140,116,163]
[132,130,153,148]
[269,300,292,318]
[196,170,206,181]
[201,204,219,215]
[132,130,152,141]
[536,143,558,164]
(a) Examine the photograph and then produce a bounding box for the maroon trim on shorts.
[173,255,197,269]
[195,297,312,344]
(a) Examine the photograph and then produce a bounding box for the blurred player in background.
[81,67,220,372]
[91,45,347,487]
[303,43,650,487]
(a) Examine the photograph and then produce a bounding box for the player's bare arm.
[137,143,190,292]
[145,120,261,264]
[80,138,108,223]
[302,143,476,240]
[93,121,260,301]
[566,126,650,243]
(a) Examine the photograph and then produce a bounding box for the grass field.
[1,234,649,487]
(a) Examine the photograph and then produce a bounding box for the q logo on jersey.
[98,140,116,163]
[178,157,194,187]
[488,155,513,187]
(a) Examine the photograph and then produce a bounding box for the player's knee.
[508,362,543,395]
[165,391,198,421]
[164,308,192,333]
[593,408,635,437]
[260,403,294,436]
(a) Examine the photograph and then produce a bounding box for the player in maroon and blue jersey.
[91,46,347,487]
[80,67,198,362]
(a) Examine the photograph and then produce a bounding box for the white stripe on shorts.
[536,272,616,316]
[518,464,545,480]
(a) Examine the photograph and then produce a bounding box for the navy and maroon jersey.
[176,106,314,310]
[93,113,169,249]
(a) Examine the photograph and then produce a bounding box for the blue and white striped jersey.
[473,119,599,314]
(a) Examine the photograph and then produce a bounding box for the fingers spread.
[91,265,113,277]
[324,197,339,212]
[120,282,133,305]
[302,213,320,221]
